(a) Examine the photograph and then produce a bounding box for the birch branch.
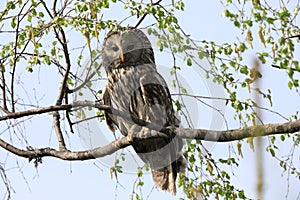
[0,101,299,161]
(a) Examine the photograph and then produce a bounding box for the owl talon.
[127,133,135,144]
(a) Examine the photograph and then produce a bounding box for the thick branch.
[0,135,132,161]
[0,101,299,161]
[172,120,300,141]
[1,101,299,141]
[0,120,299,161]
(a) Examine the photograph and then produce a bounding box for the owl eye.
[111,46,119,51]
[125,44,134,51]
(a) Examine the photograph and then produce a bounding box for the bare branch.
[52,0,58,16]
[0,104,74,121]
[40,0,73,150]
[285,34,300,39]
[1,93,299,161]
[1,101,300,139]
[0,96,299,163]
[134,0,162,28]
[0,62,8,112]
[0,134,132,161]
[67,62,103,94]
[0,118,299,162]
[172,93,289,121]
[173,121,300,141]
[10,2,22,112]
[0,164,12,200]
[64,92,74,133]
[271,64,299,73]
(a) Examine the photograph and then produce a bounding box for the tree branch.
[0,62,8,112]
[1,101,299,140]
[0,101,299,162]
[134,0,162,28]
[43,0,72,150]
[172,120,300,141]
[0,135,132,161]
[0,119,299,161]
[67,62,102,94]
[271,64,299,72]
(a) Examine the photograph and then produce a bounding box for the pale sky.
[0,1,299,200]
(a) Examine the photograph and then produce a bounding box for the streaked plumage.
[102,27,186,194]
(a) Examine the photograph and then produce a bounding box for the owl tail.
[151,162,177,195]
[151,155,187,195]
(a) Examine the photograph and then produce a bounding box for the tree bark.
[0,101,299,161]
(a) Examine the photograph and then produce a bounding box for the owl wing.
[102,86,116,132]
[129,71,180,194]
[129,71,175,149]
[130,71,177,126]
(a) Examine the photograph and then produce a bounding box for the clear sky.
[0,1,299,200]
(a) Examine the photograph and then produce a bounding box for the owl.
[101,27,186,194]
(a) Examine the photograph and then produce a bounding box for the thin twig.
[64,92,74,133]
[67,62,103,93]
[134,0,163,28]
[271,64,299,72]
[172,93,289,121]
[0,62,8,112]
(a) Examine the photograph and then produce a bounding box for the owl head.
[102,27,155,72]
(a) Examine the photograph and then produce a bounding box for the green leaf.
[135,194,141,200]
[170,68,175,75]
[234,20,240,28]
[6,1,16,9]
[187,58,192,66]
[206,161,213,175]
[26,66,33,73]
[174,100,182,111]
[237,142,243,157]
[181,87,187,94]
[239,43,247,52]
[86,81,92,88]
[136,181,144,187]
[240,65,248,75]
[44,56,51,65]
[244,20,253,27]
[27,14,32,22]
[198,49,206,59]
[269,148,275,157]
[31,8,37,16]
[137,170,143,177]
[294,80,299,87]
[288,81,293,89]
[66,77,74,86]
[51,48,56,56]
[11,17,16,28]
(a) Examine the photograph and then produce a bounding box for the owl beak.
[120,54,125,63]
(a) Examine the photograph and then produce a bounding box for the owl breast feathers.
[101,27,186,194]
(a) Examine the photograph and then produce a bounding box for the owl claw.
[127,133,135,144]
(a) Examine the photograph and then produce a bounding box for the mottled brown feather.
[102,27,186,194]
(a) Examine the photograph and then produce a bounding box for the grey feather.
[102,27,187,194]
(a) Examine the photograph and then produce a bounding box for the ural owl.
[101,27,186,194]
